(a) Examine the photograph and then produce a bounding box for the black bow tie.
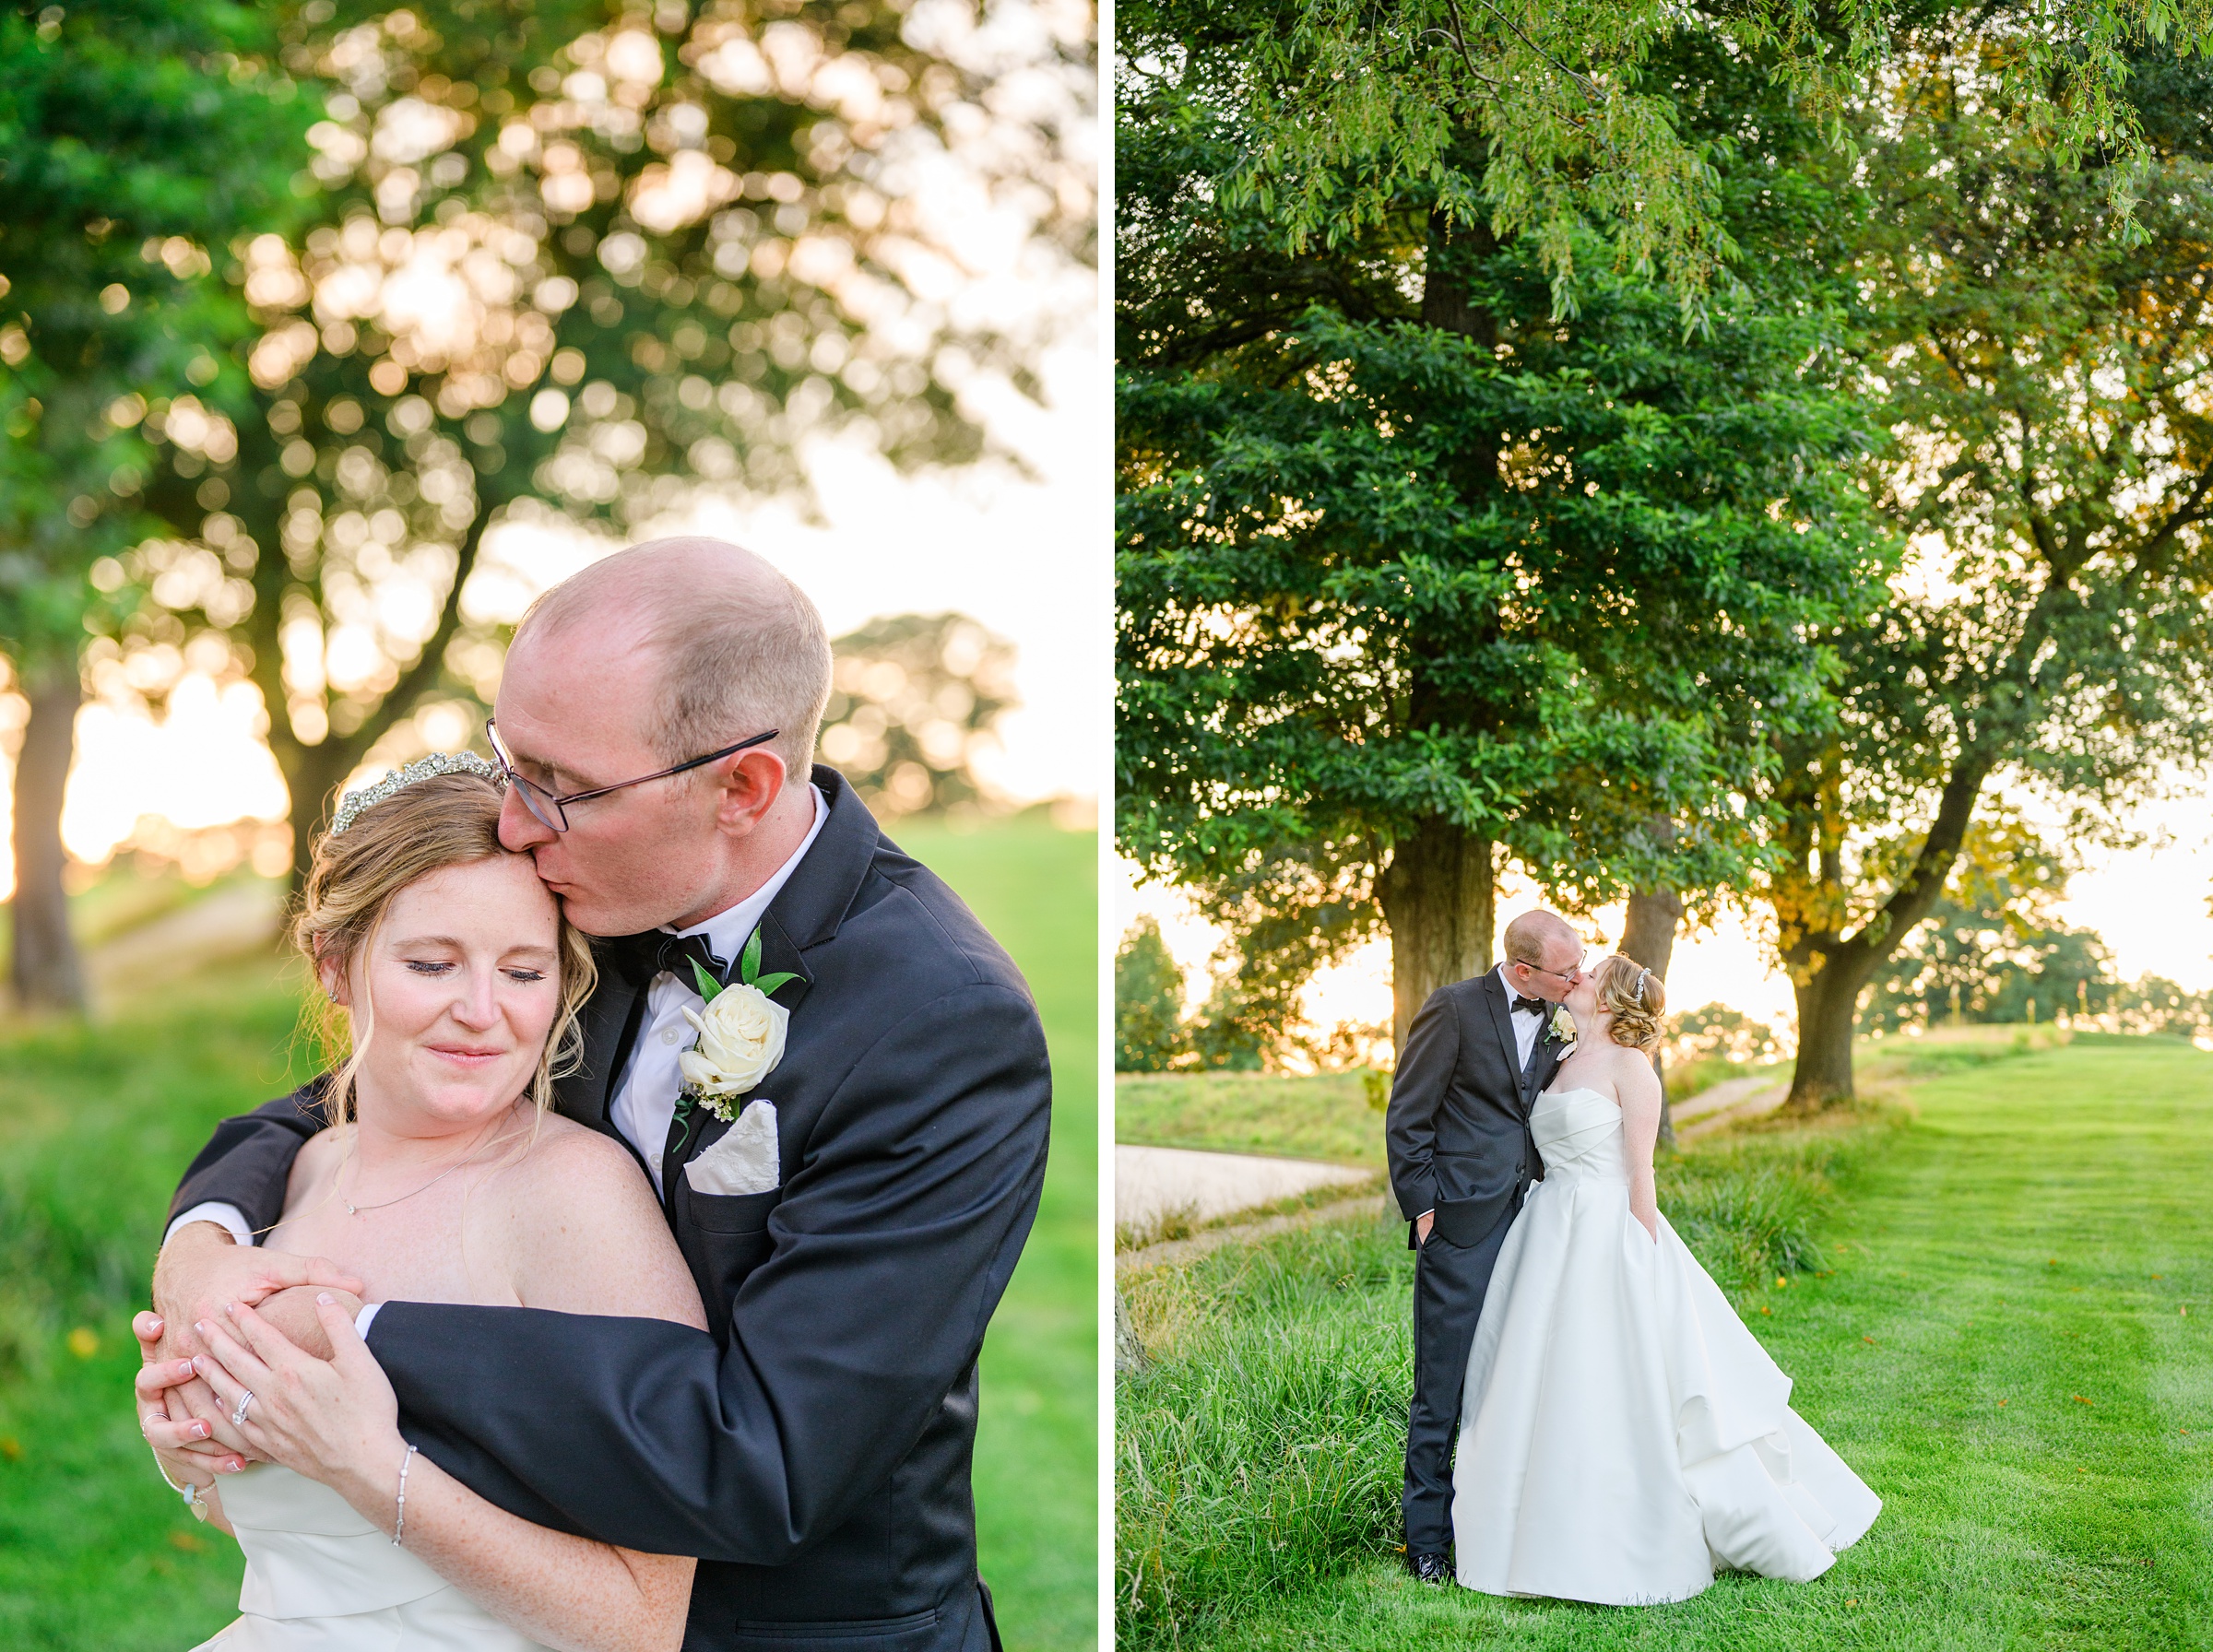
[1513,994,1550,1018]
[605,929,726,991]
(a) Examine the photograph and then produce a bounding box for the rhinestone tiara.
[329,750,505,836]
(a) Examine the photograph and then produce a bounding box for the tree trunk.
[1378,819,1495,1055]
[1788,958,1867,1110]
[1619,886,1684,1148]
[8,662,87,1013]
[282,738,369,892]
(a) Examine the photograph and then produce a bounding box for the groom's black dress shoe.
[1409,1551,1452,1585]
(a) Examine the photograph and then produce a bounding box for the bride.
[1450,955,1880,1605]
[154,757,706,1651]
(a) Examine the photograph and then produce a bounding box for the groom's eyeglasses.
[485,720,781,833]
[1518,949,1588,984]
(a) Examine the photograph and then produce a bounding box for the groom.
[135,537,1052,1651]
[1384,908,1585,1583]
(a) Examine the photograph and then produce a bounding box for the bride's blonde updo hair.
[1592,953,1666,1053]
[290,768,597,1126]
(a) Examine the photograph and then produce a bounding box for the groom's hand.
[152,1222,364,1351]
[1415,1212,1435,1246]
[141,1223,364,1464]
[252,1284,364,1361]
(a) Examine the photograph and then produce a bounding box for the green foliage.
[1669,1002,1783,1064]
[1117,917,1188,1072]
[1149,0,2213,317]
[0,0,305,668]
[1864,827,2119,1032]
[824,613,1020,818]
[1183,973,1266,1071]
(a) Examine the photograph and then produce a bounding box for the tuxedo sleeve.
[365,979,1052,1563]
[1384,989,1459,1222]
[166,1086,327,1239]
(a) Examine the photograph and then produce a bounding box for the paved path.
[1675,1072,1791,1139]
[1117,1190,1391,1277]
[86,880,285,1005]
[1115,1143,1371,1233]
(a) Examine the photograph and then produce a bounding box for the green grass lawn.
[0,816,1096,1652]
[1116,1070,1386,1167]
[1118,1034,2213,1650]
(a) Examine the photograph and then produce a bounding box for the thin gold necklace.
[340,1125,516,1216]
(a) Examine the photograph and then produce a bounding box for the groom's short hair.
[1502,909,1575,967]
[521,537,833,784]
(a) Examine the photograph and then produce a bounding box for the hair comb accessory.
[329,750,505,836]
[1635,966,1651,1005]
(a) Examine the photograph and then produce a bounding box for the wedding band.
[231,1390,254,1428]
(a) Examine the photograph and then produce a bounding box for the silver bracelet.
[391,1443,418,1548]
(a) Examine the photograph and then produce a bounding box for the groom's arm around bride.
[139,539,1054,1652]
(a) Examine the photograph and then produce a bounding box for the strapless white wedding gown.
[1451,1086,1880,1605]
[190,1463,554,1649]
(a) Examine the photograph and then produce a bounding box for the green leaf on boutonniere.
[689,958,726,1005]
[736,926,798,995]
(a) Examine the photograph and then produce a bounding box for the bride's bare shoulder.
[501,1112,655,1210]
[494,1111,706,1328]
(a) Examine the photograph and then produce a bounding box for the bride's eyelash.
[405,960,453,975]
[504,968,548,984]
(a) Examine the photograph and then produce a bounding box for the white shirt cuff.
[164,1203,254,1248]
[1417,1209,1433,1221]
[354,1302,382,1339]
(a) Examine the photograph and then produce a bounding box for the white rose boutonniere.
[1550,1005,1578,1048]
[677,929,798,1124]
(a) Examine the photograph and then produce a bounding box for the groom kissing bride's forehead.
[138,536,1052,1652]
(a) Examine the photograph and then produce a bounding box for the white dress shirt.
[1499,962,1551,1068]
[164,785,830,1336]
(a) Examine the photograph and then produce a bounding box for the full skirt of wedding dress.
[1450,1141,1880,1606]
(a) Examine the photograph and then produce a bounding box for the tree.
[116,0,1088,889]
[1117,24,1887,1052]
[1760,37,2213,1106]
[0,0,306,1008]
[822,612,1017,817]
[1115,916,1185,1072]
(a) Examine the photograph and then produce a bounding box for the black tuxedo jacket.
[167,769,1052,1652]
[1383,970,1566,1248]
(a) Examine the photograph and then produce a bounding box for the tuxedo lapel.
[748,909,813,1017]
[558,958,645,1132]
[1523,1021,1558,1104]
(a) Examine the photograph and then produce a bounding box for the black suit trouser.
[1402,1192,1522,1555]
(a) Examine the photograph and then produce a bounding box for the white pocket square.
[683,1100,780,1197]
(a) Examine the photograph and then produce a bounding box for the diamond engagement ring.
[231,1390,254,1428]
